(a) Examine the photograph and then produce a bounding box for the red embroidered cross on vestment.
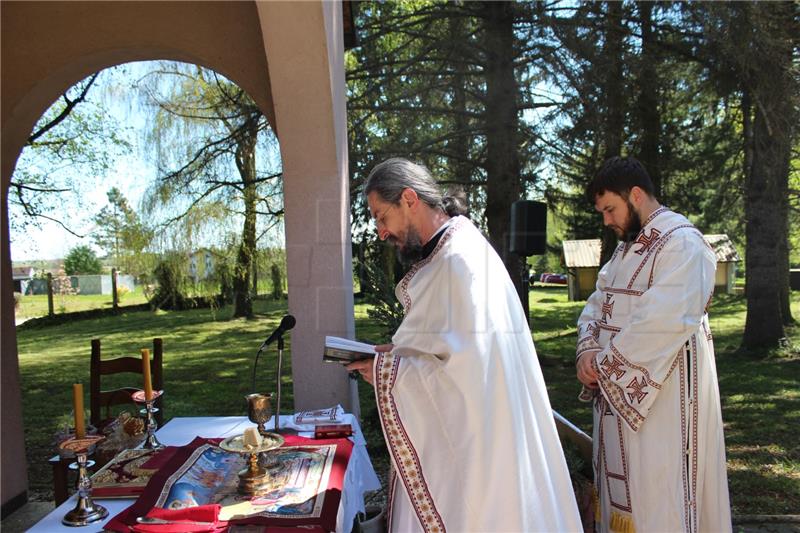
[600,354,627,380]
[626,376,649,404]
[633,228,661,255]
[601,294,615,323]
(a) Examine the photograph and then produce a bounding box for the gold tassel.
[610,511,635,533]
[592,487,601,523]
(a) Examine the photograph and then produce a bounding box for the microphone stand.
[274,335,285,433]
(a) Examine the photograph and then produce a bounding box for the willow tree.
[138,63,283,317]
[9,71,131,236]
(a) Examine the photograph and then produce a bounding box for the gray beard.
[393,227,426,267]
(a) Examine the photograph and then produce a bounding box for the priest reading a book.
[345,158,581,531]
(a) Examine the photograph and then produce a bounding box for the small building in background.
[188,248,217,282]
[562,239,601,301]
[562,234,741,301]
[69,274,135,295]
[11,266,35,293]
[703,234,741,294]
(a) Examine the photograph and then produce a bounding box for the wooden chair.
[50,338,164,506]
[90,338,164,427]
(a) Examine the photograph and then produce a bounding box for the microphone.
[262,315,296,348]
[253,315,296,393]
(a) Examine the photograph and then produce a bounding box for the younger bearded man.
[576,156,731,532]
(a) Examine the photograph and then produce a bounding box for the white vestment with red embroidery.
[372,216,581,533]
[577,208,731,533]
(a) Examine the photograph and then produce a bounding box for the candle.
[142,348,153,401]
[73,383,85,439]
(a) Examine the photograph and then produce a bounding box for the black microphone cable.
[252,314,296,393]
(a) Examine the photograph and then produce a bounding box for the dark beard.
[393,227,426,267]
[621,200,643,242]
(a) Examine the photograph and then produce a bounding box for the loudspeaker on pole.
[509,200,547,256]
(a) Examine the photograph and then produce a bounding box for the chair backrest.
[90,338,164,427]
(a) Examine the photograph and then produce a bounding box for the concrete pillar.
[256,1,356,412]
[1,196,29,513]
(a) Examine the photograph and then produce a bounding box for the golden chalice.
[245,393,272,436]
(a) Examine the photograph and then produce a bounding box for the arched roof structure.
[1,1,355,512]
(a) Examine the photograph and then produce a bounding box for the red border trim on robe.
[375,352,446,533]
[398,217,463,314]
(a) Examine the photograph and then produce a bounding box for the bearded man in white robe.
[576,156,731,533]
[348,158,581,532]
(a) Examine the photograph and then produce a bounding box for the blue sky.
[10,155,151,262]
[9,61,285,263]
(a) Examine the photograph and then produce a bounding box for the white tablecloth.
[29,413,381,532]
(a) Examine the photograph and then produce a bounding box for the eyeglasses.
[372,203,396,228]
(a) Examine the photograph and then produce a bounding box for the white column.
[256,1,356,412]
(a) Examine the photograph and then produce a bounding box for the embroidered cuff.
[578,385,596,403]
[576,335,602,360]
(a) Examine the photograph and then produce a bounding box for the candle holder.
[59,435,107,527]
[132,390,164,450]
[219,431,283,495]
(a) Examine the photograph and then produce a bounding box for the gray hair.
[364,158,470,217]
[364,158,444,209]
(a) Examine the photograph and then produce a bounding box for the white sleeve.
[593,230,716,432]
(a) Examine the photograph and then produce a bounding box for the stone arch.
[2,1,354,512]
[2,1,276,183]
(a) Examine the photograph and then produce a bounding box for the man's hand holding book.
[344,344,392,386]
[322,336,392,386]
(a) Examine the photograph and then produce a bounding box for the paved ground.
[3,499,799,533]
[1,501,52,532]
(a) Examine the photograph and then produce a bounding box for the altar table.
[29,414,381,532]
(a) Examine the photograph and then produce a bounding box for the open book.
[323,336,376,363]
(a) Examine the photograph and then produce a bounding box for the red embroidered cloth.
[104,436,353,532]
[91,447,181,499]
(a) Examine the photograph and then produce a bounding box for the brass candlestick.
[133,389,164,450]
[59,435,107,527]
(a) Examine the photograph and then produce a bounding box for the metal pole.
[274,336,284,432]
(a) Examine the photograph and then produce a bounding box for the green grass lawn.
[15,288,149,320]
[13,288,800,514]
[530,286,800,516]
[16,298,293,501]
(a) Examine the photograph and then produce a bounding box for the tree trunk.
[742,90,786,347]
[233,117,259,318]
[601,1,625,160]
[636,1,662,199]
[599,1,626,267]
[481,1,525,294]
[741,2,796,347]
[448,13,473,197]
[252,256,259,298]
